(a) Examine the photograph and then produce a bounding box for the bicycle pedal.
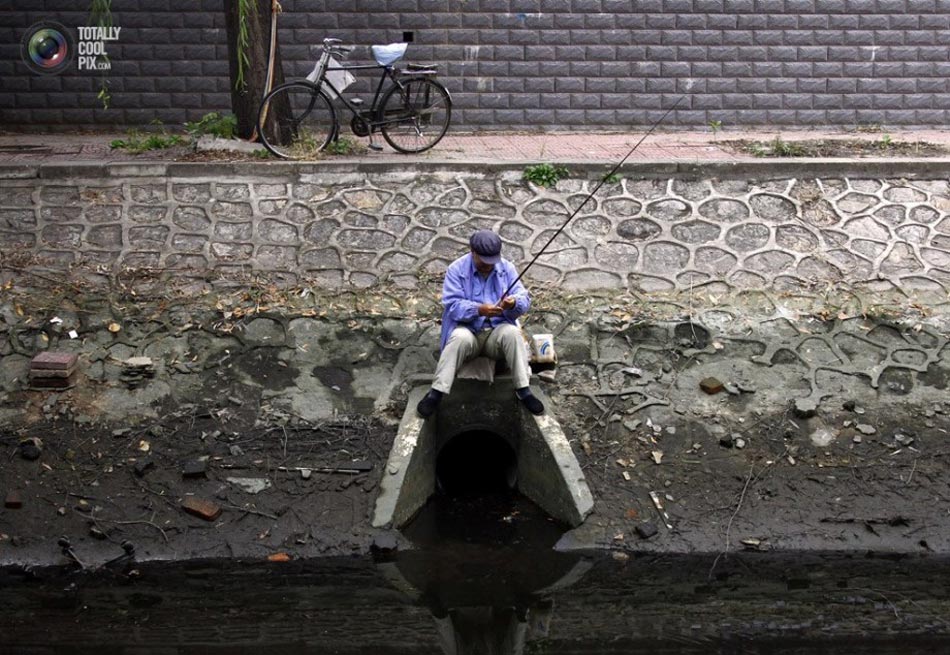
[367,143,383,151]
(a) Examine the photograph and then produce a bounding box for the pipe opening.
[436,430,517,497]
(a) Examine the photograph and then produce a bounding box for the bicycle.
[257,38,452,159]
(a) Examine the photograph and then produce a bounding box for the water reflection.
[388,492,588,655]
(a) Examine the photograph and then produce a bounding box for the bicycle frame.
[313,50,427,129]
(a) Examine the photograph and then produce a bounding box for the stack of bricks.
[29,352,78,389]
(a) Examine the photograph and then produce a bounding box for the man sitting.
[416,229,545,418]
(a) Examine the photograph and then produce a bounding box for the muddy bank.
[4,277,950,565]
[2,553,950,654]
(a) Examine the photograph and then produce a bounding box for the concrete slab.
[372,379,593,529]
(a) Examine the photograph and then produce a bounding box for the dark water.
[2,491,950,654]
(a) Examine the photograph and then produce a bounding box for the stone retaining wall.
[3,162,950,294]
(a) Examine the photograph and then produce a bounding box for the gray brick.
[737,78,767,93]
[540,30,571,44]
[524,109,554,124]
[766,78,797,93]
[570,93,601,108]
[799,15,829,29]
[586,45,617,60]
[766,14,798,29]
[707,46,739,60]
[616,78,647,93]
[859,15,890,29]
[585,77,613,94]
[915,109,946,123]
[918,46,948,60]
[509,30,541,45]
[584,109,616,124]
[903,93,933,108]
[540,93,571,108]
[601,30,631,45]
[479,94,509,108]
[524,78,554,92]
[707,78,737,93]
[554,109,586,123]
[555,14,586,29]
[525,45,555,60]
[601,61,631,76]
[493,109,526,124]
[555,77,586,93]
[494,77,525,92]
[510,93,539,108]
[602,93,631,108]
[571,61,602,76]
[736,15,767,30]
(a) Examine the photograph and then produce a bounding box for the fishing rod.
[498,94,686,301]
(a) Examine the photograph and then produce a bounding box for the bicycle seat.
[371,42,408,66]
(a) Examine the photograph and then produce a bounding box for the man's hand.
[499,296,516,310]
[478,303,504,317]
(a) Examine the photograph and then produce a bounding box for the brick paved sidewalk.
[2,128,950,165]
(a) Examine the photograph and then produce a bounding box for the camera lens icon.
[21,22,74,75]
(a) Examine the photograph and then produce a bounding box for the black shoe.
[416,390,443,418]
[518,391,544,415]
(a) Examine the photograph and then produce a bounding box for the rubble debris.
[29,351,78,389]
[89,526,107,540]
[842,400,856,411]
[734,437,746,449]
[181,496,222,521]
[699,377,724,394]
[226,477,271,494]
[267,552,292,562]
[371,533,398,553]
[723,382,740,395]
[537,369,557,383]
[856,424,876,435]
[121,356,156,389]
[648,491,673,529]
[182,459,208,478]
[793,398,818,419]
[635,522,659,539]
[810,427,835,448]
[651,450,663,465]
[5,491,22,509]
[18,437,43,461]
[133,458,155,478]
[300,468,312,480]
[894,432,915,447]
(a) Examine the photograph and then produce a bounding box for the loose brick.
[31,351,78,371]
[181,497,222,521]
[700,377,724,395]
[5,490,22,509]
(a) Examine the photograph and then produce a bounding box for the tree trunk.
[223,0,285,140]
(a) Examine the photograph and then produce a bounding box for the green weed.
[523,163,569,187]
[110,123,185,153]
[185,112,238,139]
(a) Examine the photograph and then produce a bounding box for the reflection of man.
[416,230,544,418]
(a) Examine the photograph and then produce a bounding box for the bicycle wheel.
[378,77,452,154]
[257,81,336,159]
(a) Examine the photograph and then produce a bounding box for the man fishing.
[416,229,544,418]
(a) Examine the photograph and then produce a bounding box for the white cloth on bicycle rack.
[371,43,408,66]
[307,56,355,99]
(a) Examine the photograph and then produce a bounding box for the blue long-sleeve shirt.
[439,253,531,351]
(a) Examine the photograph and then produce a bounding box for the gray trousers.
[432,323,530,394]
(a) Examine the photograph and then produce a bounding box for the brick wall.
[4,0,950,130]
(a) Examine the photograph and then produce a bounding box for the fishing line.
[498,94,686,301]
